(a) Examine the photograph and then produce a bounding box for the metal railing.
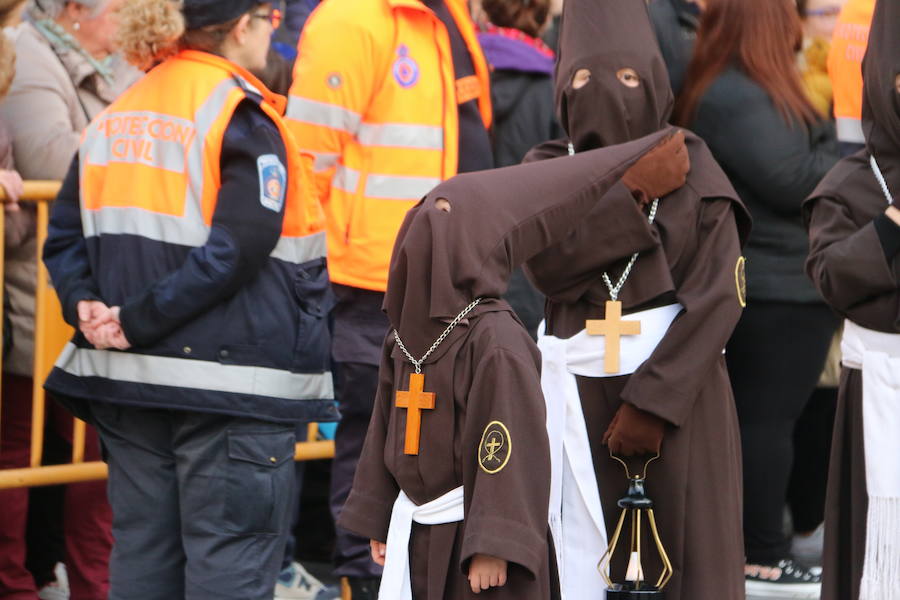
[0,182,335,490]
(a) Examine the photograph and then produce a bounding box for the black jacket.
[491,70,564,169]
[688,67,839,303]
[648,0,701,95]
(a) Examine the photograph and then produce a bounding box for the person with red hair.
[674,0,839,597]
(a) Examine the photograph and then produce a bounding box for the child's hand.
[468,554,508,593]
[370,539,387,566]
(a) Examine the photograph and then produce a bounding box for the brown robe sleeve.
[460,346,550,579]
[621,198,745,426]
[805,196,900,331]
[338,342,401,543]
[526,184,661,303]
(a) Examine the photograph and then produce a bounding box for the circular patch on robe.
[478,421,511,474]
[735,256,747,308]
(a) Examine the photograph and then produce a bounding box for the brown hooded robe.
[338,133,670,600]
[803,1,900,597]
[523,1,751,598]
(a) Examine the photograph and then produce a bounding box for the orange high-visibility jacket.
[828,0,875,144]
[285,0,492,292]
[81,50,325,246]
[51,50,337,422]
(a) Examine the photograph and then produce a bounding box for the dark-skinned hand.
[622,130,690,207]
[602,402,666,457]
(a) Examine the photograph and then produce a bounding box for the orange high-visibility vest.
[80,50,325,259]
[828,0,875,144]
[285,0,492,292]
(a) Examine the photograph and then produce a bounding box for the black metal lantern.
[598,453,673,599]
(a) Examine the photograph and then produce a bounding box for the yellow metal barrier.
[0,182,335,490]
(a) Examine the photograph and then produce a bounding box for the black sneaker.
[745,559,821,598]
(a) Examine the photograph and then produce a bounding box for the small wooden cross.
[586,300,641,374]
[395,373,436,455]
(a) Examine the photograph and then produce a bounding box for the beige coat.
[0,21,138,376]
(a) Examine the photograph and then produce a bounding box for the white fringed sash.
[841,320,900,600]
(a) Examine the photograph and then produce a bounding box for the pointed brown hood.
[556,0,674,152]
[862,0,900,180]
[383,130,671,358]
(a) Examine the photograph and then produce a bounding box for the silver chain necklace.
[870,155,894,206]
[603,198,660,301]
[567,142,661,301]
[393,298,482,374]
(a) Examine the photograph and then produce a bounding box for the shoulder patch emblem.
[735,256,747,308]
[479,421,511,474]
[258,154,286,213]
[392,45,419,89]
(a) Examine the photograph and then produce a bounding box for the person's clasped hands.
[77,300,131,350]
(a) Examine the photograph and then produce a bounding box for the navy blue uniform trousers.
[90,402,296,600]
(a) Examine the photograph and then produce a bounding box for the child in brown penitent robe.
[337,130,689,599]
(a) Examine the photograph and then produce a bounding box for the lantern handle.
[608,449,660,480]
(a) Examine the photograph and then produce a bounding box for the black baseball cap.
[182,0,261,29]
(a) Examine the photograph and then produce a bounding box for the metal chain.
[393,298,483,374]
[602,198,660,301]
[870,155,894,206]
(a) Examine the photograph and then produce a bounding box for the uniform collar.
[176,50,287,114]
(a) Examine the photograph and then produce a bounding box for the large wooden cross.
[586,300,641,374]
[395,373,436,455]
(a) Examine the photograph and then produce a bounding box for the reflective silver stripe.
[365,174,440,200]
[83,206,210,246]
[836,117,865,144]
[81,110,195,172]
[286,96,361,134]
[308,151,340,172]
[270,231,326,264]
[333,165,360,193]
[357,123,444,150]
[55,343,334,401]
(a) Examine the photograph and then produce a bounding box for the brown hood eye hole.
[435,198,451,213]
[895,73,900,94]
[572,69,591,90]
[617,68,641,88]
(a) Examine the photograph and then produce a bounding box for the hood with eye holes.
[556,0,674,151]
[381,131,670,359]
[862,0,900,173]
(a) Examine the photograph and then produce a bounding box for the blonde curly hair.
[115,0,185,70]
[0,34,15,101]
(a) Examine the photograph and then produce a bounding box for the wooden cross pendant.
[585,300,641,374]
[395,373,436,455]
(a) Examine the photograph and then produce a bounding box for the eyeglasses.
[251,7,283,29]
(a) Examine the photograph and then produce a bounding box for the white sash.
[379,486,465,600]
[540,304,682,599]
[540,334,608,600]
[840,320,900,600]
[566,304,684,377]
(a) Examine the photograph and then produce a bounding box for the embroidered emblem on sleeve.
[735,256,747,308]
[478,421,511,474]
[258,154,286,213]
[392,45,419,88]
